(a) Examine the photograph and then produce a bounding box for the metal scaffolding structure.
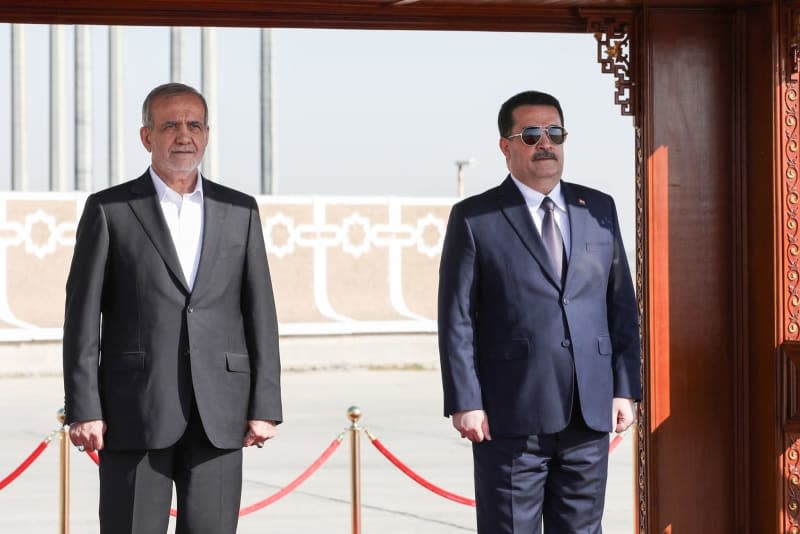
[109,26,125,186]
[74,25,92,192]
[49,25,67,192]
[5,24,277,193]
[11,24,28,191]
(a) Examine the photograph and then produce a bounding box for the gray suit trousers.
[98,402,243,534]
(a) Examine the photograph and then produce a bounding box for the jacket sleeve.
[606,197,642,401]
[241,199,283,423]
[62,194,109,425]
[438,203,484,417]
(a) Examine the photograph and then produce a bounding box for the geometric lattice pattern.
[0,194,454,340]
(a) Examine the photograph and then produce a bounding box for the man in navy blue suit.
[438,90,641,533]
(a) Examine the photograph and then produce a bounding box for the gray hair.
[141,83,208,129]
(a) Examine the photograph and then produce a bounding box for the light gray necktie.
[540,196,564,279]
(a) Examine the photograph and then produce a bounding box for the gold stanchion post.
[347,406,362,534]
[57,408,70,534]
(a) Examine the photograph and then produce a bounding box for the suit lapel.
[191,178,229,296]
[128,171,190,293]
[497,176,562,288]
[562,181,588,289]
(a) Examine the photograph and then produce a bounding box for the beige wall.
[0,193,453,342]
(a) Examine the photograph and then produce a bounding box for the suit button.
[184,349,190,356]
[187,307,194,314]
[561,339,571,348]
[562,298,569,306]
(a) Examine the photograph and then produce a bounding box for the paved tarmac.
[0,369,635,533]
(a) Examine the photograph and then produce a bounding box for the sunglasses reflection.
[518,125,567,146]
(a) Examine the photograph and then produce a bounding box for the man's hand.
[452,410,492,443]
[68,419,107,452]
[243,419,277,447]
[612,397,636,433]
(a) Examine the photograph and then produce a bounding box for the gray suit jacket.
[438,176,641,435]
[63,171,282,450]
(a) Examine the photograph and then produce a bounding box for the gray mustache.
[533,151,557,161]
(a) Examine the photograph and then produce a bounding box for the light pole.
[455,158,475,198]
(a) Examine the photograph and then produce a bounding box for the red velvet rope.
[84,435,343,518]
[79,429,624,514]
[238,436,342,516]
[0,440,50,491]
[368,436,477,507]
[609,433,624,454]
[367,431,627,508]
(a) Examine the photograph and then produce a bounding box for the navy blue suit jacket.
[438,176,641,436]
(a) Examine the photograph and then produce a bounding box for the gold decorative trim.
[634,124,647,534]
[586,14,635,116]
[786,11,800,533]
[788,436,800,532]
[785,10,800,340]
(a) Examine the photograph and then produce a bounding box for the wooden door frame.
[3,1,781,531]
[0,4,656,532]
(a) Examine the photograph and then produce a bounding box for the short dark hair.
[141,83,208,129]
[497,91,564,137]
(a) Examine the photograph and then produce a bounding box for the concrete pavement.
[0,369,635,533]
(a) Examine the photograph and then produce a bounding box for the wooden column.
[740,3,780,532]
[641,7,740,532]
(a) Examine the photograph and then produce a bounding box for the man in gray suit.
[438,90,641,532]
[63,83,282,534]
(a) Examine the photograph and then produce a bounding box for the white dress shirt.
[510,176,571,260]
[150,168,204,290]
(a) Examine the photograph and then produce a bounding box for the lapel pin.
[578,198,586,206]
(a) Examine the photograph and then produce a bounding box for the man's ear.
[499,137,511,159]
[140,127,152,152]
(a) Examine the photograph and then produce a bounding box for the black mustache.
[533,151,557,161]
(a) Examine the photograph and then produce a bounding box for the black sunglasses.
[507,125,568,146]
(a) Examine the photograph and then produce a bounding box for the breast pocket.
[584,240,613,272]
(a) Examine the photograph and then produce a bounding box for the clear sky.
[0,25,636,241]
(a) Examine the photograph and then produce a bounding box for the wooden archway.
[0,0,791,531]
